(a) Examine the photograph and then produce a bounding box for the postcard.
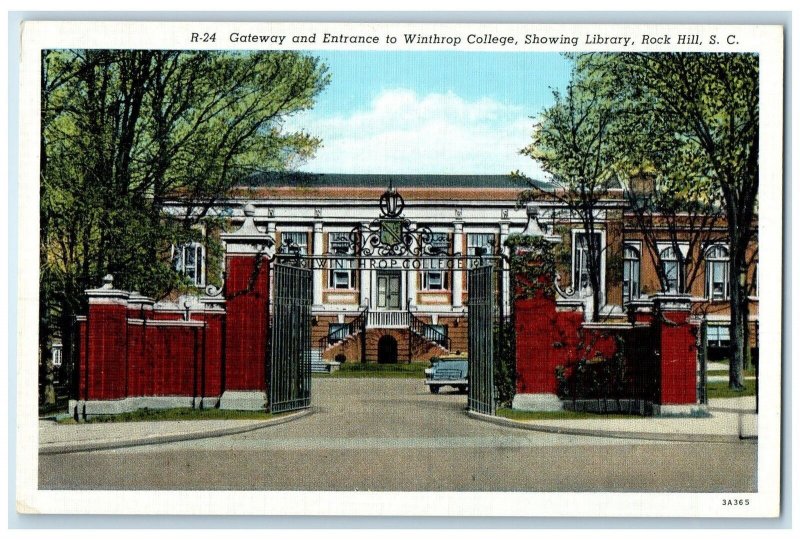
[15,19,783,518]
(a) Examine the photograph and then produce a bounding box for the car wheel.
[429,385,440,394]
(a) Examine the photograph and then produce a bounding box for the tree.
[588,53,759,390]
[40,50,329,404]
[514,64,626,321]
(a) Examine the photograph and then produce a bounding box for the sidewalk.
[40,396,756,455]
[471,396,757,443]
[38,409,311,455]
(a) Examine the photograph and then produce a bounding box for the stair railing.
[408,308,451,356]
[317,306,369,350]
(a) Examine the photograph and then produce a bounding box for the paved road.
[39,378,757,492]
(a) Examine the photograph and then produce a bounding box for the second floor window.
[467,233,495,258]
[706,245,730,301]
[622,245,641,303]
[173,242,205,287]
[280,231,308,255]
[659,246,681,294]
[572,232,602,293]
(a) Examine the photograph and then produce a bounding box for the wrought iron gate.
[270,263,312,413]
[467,264,495,415]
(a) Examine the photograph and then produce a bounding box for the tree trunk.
[728,268,747,390]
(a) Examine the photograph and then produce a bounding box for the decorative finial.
[243,203,256,217]
[101,274,114,289]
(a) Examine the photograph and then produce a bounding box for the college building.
[166,172,758,365]
[69,172,758,417]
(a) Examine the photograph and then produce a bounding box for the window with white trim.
[659,246,681,294]
[707,325,731,348]
[423,232,450,290]
[705,245,730,300]
[622,244,641,303]
[280,231,308,255]
[329,232,354,289]
[173,242,205,287]
[467,233,495,258]
[572,232,602,294]
[754,263,759,298]
[52,344,63,367]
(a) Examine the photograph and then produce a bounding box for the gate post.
[511,207,567,411]
[652,293,705,415]
[71,275,131,418]
[219,204,273,410]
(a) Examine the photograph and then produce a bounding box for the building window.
[423,233,450,290]
[707,324,731,348]
[659,246,681,294]
[754,263,759,298]
[173,242,205,286]
[572,232,602,294]
[52,344,63,367]
[705,245,730,301]
[622,245,641,303]
[280,231,308,255]
[467,233,495,258]
[327,323,349,344]
[329,232,354,289]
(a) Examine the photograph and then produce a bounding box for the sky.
[283,51,574,178]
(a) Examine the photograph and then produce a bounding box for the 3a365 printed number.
[722,499,750,506]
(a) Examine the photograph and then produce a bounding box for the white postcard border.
[15,20,785,518]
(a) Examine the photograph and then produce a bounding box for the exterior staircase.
[318,307,452,363]
[310,348,340,373]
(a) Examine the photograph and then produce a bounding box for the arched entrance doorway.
[377,335,398,364]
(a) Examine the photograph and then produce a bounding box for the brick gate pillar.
[511,203,566,411]
[652,293,704,415]
[72,275,131,417]
[219,203,274,410]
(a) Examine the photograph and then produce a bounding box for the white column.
[359,222,370,308]
[407,247,417,312]
[500,221,510,314]
[452,221,463,309]
[313,221,324,308]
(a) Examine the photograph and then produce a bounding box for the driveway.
[39,378,757,492]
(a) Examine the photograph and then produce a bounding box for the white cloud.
[284,89,545,176]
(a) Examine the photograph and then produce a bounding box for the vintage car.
[424,354,468,394]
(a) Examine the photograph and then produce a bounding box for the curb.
[39,407,313,455]
[466,410,757,444]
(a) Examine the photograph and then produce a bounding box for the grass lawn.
[57,407,281,424]
[706,379,757,399]
[314,362,428,379]
[496,408,635,421]
[706,368,756,377]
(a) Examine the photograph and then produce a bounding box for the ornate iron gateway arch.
[271,184,506,415]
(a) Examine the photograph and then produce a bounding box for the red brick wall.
[515,293,583,395]
[656,307,697,405]
[197,312,225,397]
[514,277,697,405]
[223,254,270,391]
[85,302,128,400]
[76,251,269,407]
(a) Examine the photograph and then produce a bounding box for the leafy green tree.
[588,53,758,390]
[40,50,329,404]
[514,64,626,321]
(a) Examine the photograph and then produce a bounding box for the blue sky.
[284,51,573,177]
